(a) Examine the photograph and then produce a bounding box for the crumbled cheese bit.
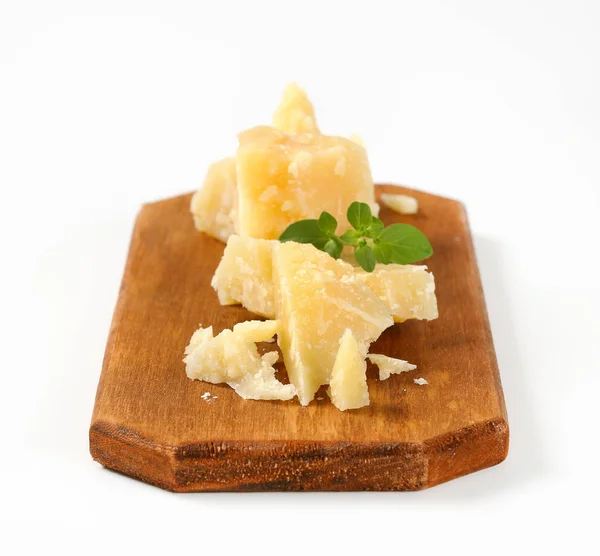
[368,354,417,380]
[380,193,419,215]
[414,377,428,385]
[183,320,296,401]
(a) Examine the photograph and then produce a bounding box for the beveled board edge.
[90,417,508,491]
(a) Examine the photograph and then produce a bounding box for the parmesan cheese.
[183,320,295,401]
[190,157,238,242]
[367,354,417,380]
[328,330,370,411]
[273,242,392,405]
[353,264,438,322]
[380,193,419,215]
[211,236,438,323]
[210,235,275,317]
[190,84,378,243]
[236,126,378,239]
[272,83,319,135]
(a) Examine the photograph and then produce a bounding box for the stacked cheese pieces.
[190,83,378,242]
[205,236,437,408]
[185,84,438,411]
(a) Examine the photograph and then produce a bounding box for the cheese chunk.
[212,237,437,323]
[273,242,392,406]
[380,193,419,215]
[236,126,377,239]
[210,235,275,317]
[190,157,238,242]
[272,83,319,135]
[183,320,295,401]
[354,264,438,322]
[367,354,417,380]
[329,330,370,411]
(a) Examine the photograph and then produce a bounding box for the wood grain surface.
[90,185,509,491]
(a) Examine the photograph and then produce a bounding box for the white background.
[1,1,599,554]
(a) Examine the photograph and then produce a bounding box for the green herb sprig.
[279,202,433,272]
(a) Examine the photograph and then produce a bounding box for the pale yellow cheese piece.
[236,126,377,239]
[212,236,437,323]
[380,193,419,215]
[210,235,275,317]
[354,264,438,322]
[367,354,417,380]
[273,242,392,406]
[348,134,365,147]
[190,157,238,242]
[329,329,370,411]
[183,320,295,401]
[272,83,319,135]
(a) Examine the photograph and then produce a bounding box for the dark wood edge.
[89,417,508,492]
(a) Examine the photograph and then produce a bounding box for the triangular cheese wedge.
[273,242,392,405]
[329,329,370,411]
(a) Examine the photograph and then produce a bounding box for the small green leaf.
[347,201,373,231]
[364,216,384,239]
[340,229,361,246]
[378,223,433,263]
[279,219,329,249]
[318,211,337,234]
[355,244,376,272]
[323,237,343,259]
[373,243,392,264]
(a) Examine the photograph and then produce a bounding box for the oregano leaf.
[318,211,337,235]
[347,201,373,231]
[355,244,376,272]
[323,237,343,259]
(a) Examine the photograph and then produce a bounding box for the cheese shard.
[190,157,238,242]
[353,264,438,322]
[329,330,370,411]
[273,242,392,406]
[380,193,419,215]
[212,237,437,323]
[211,235,275,317]
[272,83,319,135]
[183,320,295,401]
[367,354,417,380]
[236,126,378,239]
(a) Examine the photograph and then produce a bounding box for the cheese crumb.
[414,377,428,385]
[183,320,296,401]
[368,354,417,380]
[380,193,419,215]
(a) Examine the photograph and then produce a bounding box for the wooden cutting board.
[90,185,508,491]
